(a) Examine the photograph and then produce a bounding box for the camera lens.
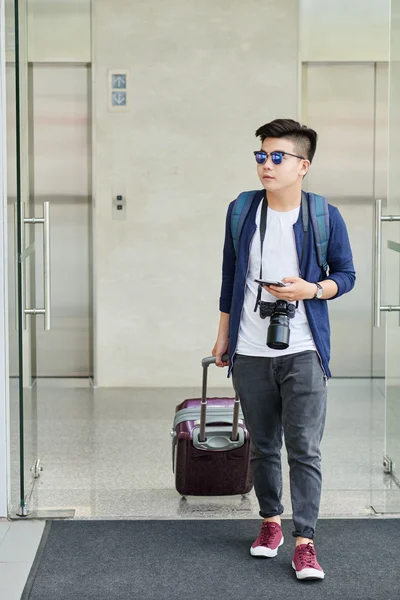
[257,299,295,350]
[267,313,290,349]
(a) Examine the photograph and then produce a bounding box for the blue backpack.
[231,190,330,276]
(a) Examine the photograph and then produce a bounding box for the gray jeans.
[232,350,327,540]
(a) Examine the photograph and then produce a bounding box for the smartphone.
[254,279,289,288]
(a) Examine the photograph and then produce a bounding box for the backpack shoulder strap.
[231,191,259,254]
[305,191,330,276]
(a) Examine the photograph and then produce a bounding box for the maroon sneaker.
[292,543,325,580]
[250,521,284,558]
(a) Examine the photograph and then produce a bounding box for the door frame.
[0,0,11,519]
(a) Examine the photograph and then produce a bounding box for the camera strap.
[254,194,308,313]
[254,197,268,311]
[300,194,308,277]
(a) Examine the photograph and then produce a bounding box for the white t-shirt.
[236,200,316,357]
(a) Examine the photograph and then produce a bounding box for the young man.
[212,119,355,581]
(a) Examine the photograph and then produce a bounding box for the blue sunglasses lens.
[255,152,267,164]
[254,151,284,165]
[271,152,283,165]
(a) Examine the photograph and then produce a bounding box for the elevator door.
[7,64,92,377]
[303,62,388,377]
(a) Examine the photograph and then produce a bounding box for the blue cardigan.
[219,190,356,379]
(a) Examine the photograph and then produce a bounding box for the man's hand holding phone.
[255,279,290,288]
[257,276,317,302]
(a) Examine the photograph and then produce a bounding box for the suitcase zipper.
[173,406,244,429]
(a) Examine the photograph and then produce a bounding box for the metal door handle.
[24,201,51,330]
[14,202,28,330]
[374,199,400,327]
[14,203,20,330]
[43,201,51,330]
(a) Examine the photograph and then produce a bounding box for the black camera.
[258,300,296,350]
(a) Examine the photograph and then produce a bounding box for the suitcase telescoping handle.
[199,355,240,444]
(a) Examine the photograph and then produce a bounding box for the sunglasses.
[254,150,305,165]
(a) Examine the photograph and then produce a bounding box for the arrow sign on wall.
[112,74,126,89]
[112,92,127,106]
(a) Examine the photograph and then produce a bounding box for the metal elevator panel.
[304,62,388,377]
[7,64,92,377]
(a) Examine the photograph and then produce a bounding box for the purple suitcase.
[171,356,253,496]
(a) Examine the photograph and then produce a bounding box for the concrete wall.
[300,0,390,62]
[92,0,300,387]
[5,1,390,64]
[27,0,91,62]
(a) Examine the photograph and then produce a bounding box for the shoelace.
[259,522,279,546]
[297,543,317,568]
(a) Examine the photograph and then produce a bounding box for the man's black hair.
[255,119,318,163]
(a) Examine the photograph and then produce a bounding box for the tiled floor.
[2,377,400,598]
[0,519,45,600]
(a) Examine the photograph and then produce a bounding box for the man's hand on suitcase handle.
[212,338,229,368]
[212,312,230,368]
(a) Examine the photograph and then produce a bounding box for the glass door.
[372,0,400,513]
[6,0,49,517]
[6,0,88,519]
[6,0,32,517]
[383,0,400,504]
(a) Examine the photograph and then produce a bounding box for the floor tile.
[0,521,45,563]
[0,563,32,600]
[0,521,11,545]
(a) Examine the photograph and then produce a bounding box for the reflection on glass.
[380,0,400,512]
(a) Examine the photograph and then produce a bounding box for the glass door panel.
[371,0,400,513]
[6,0,41,517]
[383,0,400,507]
